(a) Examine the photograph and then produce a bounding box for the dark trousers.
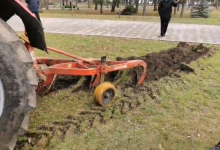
[34,12,42,24]
[160,17,170,36]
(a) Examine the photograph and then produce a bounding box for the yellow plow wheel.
[94,82,117,107]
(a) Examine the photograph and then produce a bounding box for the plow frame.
[20,34,147,95]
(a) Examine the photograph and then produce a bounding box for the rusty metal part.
[19,33,147,95]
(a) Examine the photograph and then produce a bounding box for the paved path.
[7,15,220,45]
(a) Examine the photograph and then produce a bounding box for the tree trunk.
[40,0,43,11]
[111,0,117,12]
[95,3,98,10]
[75,0,78,7]
[153,0,157,11]
[135,0,139,11]
[126,0,128,6]
[88,0,90,8]
[141,0,143,5]
[177,4,179,11]
[44,0,46,7]
[174,7,176,14]
[46,0,49,9]
[100,3,103,13]
[180,3,185,17]
[190,5,193,15]
[142,0,147,15]
[41,0,45,7]
[129,0,133,5]
[117,2,119,7]
[188,0,192,8]
[192,0,195,6]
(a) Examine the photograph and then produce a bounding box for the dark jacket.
[26,0,40,13]
[158,0,177,19]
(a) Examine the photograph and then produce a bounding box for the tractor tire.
[0,19,38,150]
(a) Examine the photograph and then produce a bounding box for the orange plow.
[19,33,147,106]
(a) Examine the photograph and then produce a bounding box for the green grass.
[28,33,220,150]
[36,34,177,60]
[31,34,177,128]
[39,6,220,25]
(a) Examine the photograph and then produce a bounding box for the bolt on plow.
[19,33,147,107]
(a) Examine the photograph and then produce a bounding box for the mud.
[15,42,216,150]
[116,42,215,82]
[51,42,215,92]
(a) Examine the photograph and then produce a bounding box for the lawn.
[18,33,220,150]
[39,5,220,25]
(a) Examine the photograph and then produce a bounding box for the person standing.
[158,0,179,37]
[26,0,42,25]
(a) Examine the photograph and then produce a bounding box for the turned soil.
[15,42,216,150]
[116,42,215,82]
[51,42,215,91]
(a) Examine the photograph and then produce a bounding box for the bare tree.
[44,0,46,7]
[135,0,139,11]
[180,4,185,17]
[40,0,44,8]
[94,0,99,10]
[107,0,109,7]
[125,0,128,6]
[180,0,186,17]
[188,0,192,8]
[95,3,98,9]
[111,0,117,12]
[100,0,104,13]
[117,0,120,8]
[46,0,49,9]
[142,0,147,15]
[174,7,177,14]
[153,0,157,10]
[88,0,90,8]
[75,0,78,7]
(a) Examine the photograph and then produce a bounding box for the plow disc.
[20,34,147,106]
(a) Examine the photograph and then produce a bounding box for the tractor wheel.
[0,19,38,150]
[94,82,117,107]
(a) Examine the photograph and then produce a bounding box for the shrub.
[121,5,138,15]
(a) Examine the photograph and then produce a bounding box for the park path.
[7,15,220,45]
